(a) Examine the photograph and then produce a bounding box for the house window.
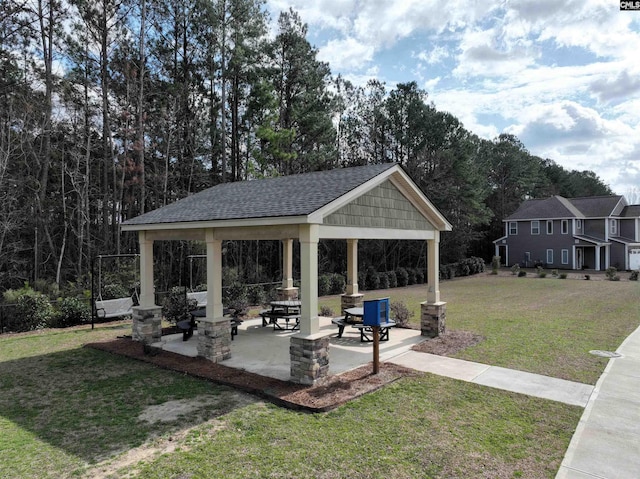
[610,219,618,236]
[561,220,568,234]
[509,222,517,235]
[546,220,553,235]
[531,221,540,235]
[577,219,582,230]
[562,249,569,264]
[547,249,554,264]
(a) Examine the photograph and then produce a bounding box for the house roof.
[506,195,627,221]
[621,205,640,217]
[121,163,452,235]
[123,163,396,226]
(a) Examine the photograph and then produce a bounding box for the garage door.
[630,248,640,270]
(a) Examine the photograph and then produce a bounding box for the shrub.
[491,255,500,274]
[536,266,546,278]
[605,267,619,281]
[14,292,55,332]
[378,272,390,290]
[318,274,332,297]
[246,284,267,306]
[162,287,196,324]
[406,268,417,285]
[358,271,367,291]
[390,301,414,328]
[551,269,559,277]
[53,297,91,328]
[319,305,334,317]
[395,267,409,287]
[224,282,249,311]
[366,266,380,290]
[518,271,527,277]
[584,274,591,280]
[415,269,425,284]
[386,271,397,288]
[630,270,639,281]
[559,273,567,279]
[102,283,129,300]
[511,264,521,275]
[329,273,346,295]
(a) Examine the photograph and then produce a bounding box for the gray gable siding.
[324,180,434,230]
[620,219,637,240]
[506,219,575,267]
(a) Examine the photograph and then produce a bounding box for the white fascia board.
[120,215,309,233]
[318,225,436,240]
[387,172,452,231]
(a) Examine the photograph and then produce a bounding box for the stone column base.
[341,293,364,314]
[197,318,232,362]
[132,305,162,344]
[290,334,330,385]
[421,301,446,338]
[277,287,299,301]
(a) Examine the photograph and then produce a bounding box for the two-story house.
[494,195,640,271]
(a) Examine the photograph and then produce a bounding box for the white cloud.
[318,37,374,70]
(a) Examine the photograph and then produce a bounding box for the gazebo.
[121,163,451,384]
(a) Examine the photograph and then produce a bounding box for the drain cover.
[589,350,622,358]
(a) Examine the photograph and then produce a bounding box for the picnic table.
[177,307,241,341]
[332,307,395,342]
[260,300,301,331]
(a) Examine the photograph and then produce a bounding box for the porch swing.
[91,254,140,328]
[186,254,207,308]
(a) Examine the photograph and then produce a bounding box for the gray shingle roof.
[621,205,640,217]
[506,195,626,221]
[123,163,397,226]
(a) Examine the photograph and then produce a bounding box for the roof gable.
[506,195,627,221]
[570,195,625,217]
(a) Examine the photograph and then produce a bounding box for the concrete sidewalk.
[556,324,640,479]
[388,351,594,407]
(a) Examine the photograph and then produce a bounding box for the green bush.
[319,305,334,317]
[366,266,380,290]
[224,282,249,311]
[491,256,500,274]
[358,271,367,291]
[378,272,390,289]
[605,267,619,281]
[246,284,267,306]
[395,267,409,287]
[102,283,129,300]
[162,287,196,324]
[329,273,346,295]
[415,269,425,283]
[14,292,55,332]
[318,274,332,297]
[511,264,520,275]
[518,271,527,277]
[559,273,567,279]
[52,297,91,328]
[551,269,559,277]
[630,270,639,281]
[390,301,414,328]
[386,271,397,288]
[406,268,417,285]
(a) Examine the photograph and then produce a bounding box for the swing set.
[91,254,140,329]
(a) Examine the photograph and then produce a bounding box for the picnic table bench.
[178,308,242,341]
[332,316,396,342]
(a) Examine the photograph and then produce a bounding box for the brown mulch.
[411,330,485,356]
[86,337,417,413]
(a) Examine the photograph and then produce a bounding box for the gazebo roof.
[121,163,451,238]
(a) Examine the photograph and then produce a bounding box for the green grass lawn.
[1,274,637,478]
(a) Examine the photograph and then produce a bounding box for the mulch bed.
[86,337,417,413]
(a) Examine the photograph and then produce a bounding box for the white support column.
[282,239,294,289]
[139,230,156,307]
[206,229,224,319]
[346,239,358,295]
[596,246,601,271]
[427,233,441,303]
[299,224,319,336]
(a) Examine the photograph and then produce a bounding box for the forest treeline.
[0,0,612,293]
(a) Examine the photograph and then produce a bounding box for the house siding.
[620,219,636,239]
[323,180,434,230]
[584,219,605,238]
[610,245,626,270]
[505,220,575,268]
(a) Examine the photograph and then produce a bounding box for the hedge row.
[439,257,486,280]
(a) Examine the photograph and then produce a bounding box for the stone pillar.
[277,238,299,300]
[197,318,232,362]
[132,305,162,344]
[290,334,330,385]
[340,293,364,314]
[421,301,446,338]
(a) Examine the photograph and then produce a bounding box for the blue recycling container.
[363,298,390,326]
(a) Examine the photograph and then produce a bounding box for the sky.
[266,0,640,200]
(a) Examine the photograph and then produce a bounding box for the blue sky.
[267,0,640,200]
